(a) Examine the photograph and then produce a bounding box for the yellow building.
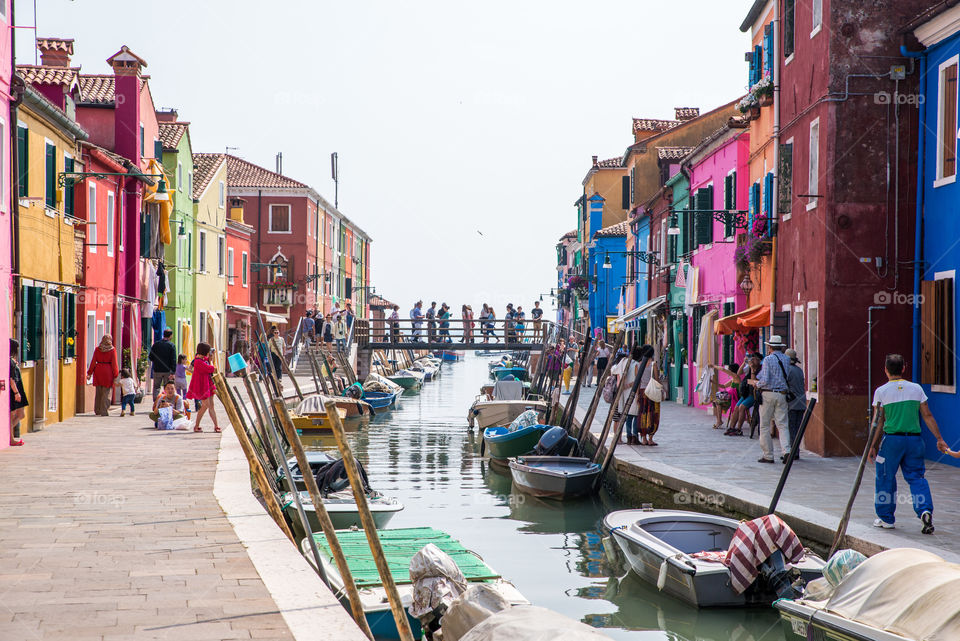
[15,86,86,431]
[191,153,228,366]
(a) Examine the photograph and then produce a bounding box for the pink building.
[0,0,12,448]
[684,126,750,410]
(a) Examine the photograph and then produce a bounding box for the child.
[711,363,740,429]
[119,368,138,417]
[151,381,185,429]
[175,354,189,399]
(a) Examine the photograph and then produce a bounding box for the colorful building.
[225,196,254,352]
[588,219,628,336]
[0,0,13,447]
[191,152,228,364]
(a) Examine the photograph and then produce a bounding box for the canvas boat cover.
[492,380,523,400]
[802,548,960,641]
[455,606,613,641]
[408,543,468,618]
[364,372,403,393]
[507,410,539,433]
[441,585,512,641]
[295,394,363,415]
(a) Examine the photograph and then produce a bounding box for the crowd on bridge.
[382,300,546,344]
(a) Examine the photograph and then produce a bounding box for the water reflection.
[301,354,785,641]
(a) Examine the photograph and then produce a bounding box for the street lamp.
[667,213,681,235]
[602,254,612,269]
[739,275,754,294]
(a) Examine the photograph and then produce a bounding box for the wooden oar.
[829,403,885,558]
[594,357,650,491]
[326,401,415,641]
[767,397,817,515]
[576,332,625,447]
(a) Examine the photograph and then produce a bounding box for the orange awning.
[715,304,770,335]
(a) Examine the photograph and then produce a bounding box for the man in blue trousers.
[868,354,947,534]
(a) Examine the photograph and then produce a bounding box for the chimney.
[155,108,179,123]
[107,46,147,162]
[230,197,247,223]
[37,38,74,67]
[107,45,147,78]
[592,155,598,167]
[674,107,700,121]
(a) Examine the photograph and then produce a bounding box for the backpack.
[602,373,619,403]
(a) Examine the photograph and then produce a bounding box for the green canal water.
[302,353,786,641]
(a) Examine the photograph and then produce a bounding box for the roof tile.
[594,221,629,238]
[17,64,80,89]
[674,107,700,121]
[223,154,309,190]
[657,146,695,161]
[633,118,680,134]
[595,157,622,168]
[158,122,188,151]
[77,74,115,104]
[192,153,227,200]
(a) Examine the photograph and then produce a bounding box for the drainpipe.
[868,305,886,422]
[770,4,780,325]
[902,45,925,381]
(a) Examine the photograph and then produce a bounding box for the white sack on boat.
[507,409,539,433]
[457,606,613,641]
[364,372,403,393]
[408,543,468,619]
[441,584,512,641]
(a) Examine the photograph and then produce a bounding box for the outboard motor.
[534,426,578,457]
[314,458,372,497]
[757,550,802,600]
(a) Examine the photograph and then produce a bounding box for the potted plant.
[737,93,758,118]
[753,76,774,107]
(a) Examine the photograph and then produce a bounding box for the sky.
[17,0,751,316]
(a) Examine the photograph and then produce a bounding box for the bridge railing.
[353,317,570,349]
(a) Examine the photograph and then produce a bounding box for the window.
[20,285,42,362]
[177,162,183,191]
[937,57,958,186]
[87,183,97,253]
[199,311,206,343]
[807,304,819,393]
[921,273,956,390]
[621,175,630,210]
[783,0,795,59]
[694,186,714,249]
[62,292,76,359]
[16,123,27,197]
[241,252,248,287]
[722,301,735,366]
[85,312,96,371]
[807,118,819,209]
[811,0,822,36]
[629,167,636,205]
[793,306,805,388]
[153,140,162,160]
[118,190,124,251]
[269,204,291,233]
[723,171,737,238]
[45,141,56,210]
[227,247,235,284]
[106,191,115,256]
[187,232,192,269]
[218,181,225,208]
[62,155,74,217]
[187,171,192,198]
[139,124,144,157]
[199,230,207,272]
[217,236,225,275]
[779,141,794,217]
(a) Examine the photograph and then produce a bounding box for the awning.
[715,304,770,335]
[226,304,256,315]
[260,311,288,325]
[613,296,666,331]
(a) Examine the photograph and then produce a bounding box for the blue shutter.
[764,173,775,237]
[752,45,763,85]
[748,183,756,234]
[748,53,756,87]
[763,25,774,75]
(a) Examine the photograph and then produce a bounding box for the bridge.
[352,318,572,351]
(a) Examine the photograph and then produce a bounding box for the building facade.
[191,152,228,364]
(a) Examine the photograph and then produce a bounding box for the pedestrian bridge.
[352,318,564,351]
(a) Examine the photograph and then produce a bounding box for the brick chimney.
[155,108,179,123]
[592,155,598,167]
[674,107,700,121]
[37,37,74,67]
[106,45,147,162]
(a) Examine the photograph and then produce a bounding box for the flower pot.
[759,93,773,107]
[749,106,761,120]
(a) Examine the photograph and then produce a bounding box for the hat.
[766,335,787,349]
[785,348,800,363]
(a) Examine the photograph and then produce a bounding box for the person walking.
[561,341,578,393]
[635,344,661,446]
[479,304,489,341]
[186,342,220,433]
[486,306,497,342]
[426,302,437,343]
[302,310,316,345]
[611,345,645,445]
[726,353,761,436]
[118,368,138,417]
[321,313,335,351]
[344,303,355,330]
[334,314,348,351]
[594,340,612,387]
[755,335,792,463]
[88,335,119,416]
[784,348,807,459]
[463,304,475,343]
[438,303,452,342]
[410,301,424,342]
[504,304,516,343]
[148,328,177,401]
[868,353,946,534]
[9,339,26,446]
[531,301,544,342]
[267,326,286,390]
[389,305,401,342]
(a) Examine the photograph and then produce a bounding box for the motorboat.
[467,399,548,429]
[388,368,425,390]
[776,548,960,641]
[283,490,403,532]
[603,508,825,608]
[362,390,401,410]
[295,394,374,419]
[301,527,527,639]
[490,365,528,381]
[482,424,549,461]
[509,455,600,499]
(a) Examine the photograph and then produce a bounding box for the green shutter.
[63,292,76,358]
[17,126,27,198]
[22,286,43,362]
[694,188,713,247]
[682,204,693,256]
[45,144,56,209]
[64,157,75,217]
[141,208,152,258]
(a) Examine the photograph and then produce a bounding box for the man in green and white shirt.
[868,354,947,534]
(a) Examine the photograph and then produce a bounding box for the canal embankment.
[573,388,960,562]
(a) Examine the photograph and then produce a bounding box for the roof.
[17,65,80,91]
[192,153,227,199]
[36,37,74,54]
[80,141,127,171]
[674,107,700,121]
[739,0,770,32]
[158,122,189,151]
[595,157,622,168]
[369,295,396,309]
[624,97,742,160]
[594,220,629,238]
[633,118,680,134]
[657,146,694,161]
[559,229,577,241]
[224,154,309,189]
[77,74,116,104]
[21,85,88,141]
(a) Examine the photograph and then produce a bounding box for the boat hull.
[508,456,600,499]
[483,425,549,460]
[363,391,400,409]
[284,493,403,532]
[387,376,420,390]
[774,599,910,641]
[468,400,548,429]
[490,367,528,381]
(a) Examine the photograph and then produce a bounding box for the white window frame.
[104,312,111,343]
[187,171,192,198]
[106,190,115,257]
[241,251,248,288]
[117,189,124,252]
[269,204,292,234]
[806,118,820,211]
[217,235,225,276]
[810,0,822,38]
[932,270,957,394]
[218,181,225,208]
[935,55,960,188]
[87,183,97,253]
[199,230,207,273]
[177,162,182,192]
[806,301,819,397]
[227,247,235,285]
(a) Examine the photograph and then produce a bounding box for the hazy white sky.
[19,0,750,316]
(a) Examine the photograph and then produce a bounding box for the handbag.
[602,374,619,403]
[644,377,665,403]
[775,357,797,403]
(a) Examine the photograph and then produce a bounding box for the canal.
[302,353,786,640]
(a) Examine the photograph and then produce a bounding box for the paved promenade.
[572,386,960,562]
[0,391,364,641]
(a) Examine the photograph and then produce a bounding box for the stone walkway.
[0,392,359,641]
[571,385,960,562]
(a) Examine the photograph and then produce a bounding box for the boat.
[388,369,424,390]
[437,350,464,362]
[490,366,528,381]
[276,451,336,491]
[479,380,530,398]
[482,424,550,461]
[603,508,826,608]
[363,389,401,410]
[289,405,348,433]
[509,455,600,499]
[410,361,439,381]
[477,349,512,356]
[467,399,548,429]
[283,490,403,533]
[295,394,374,418]
[301,527,528,639]
[776,548,959,641]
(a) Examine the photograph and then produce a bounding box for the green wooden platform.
[312,527,500,587]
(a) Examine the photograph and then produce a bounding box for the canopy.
[714,304,769,335]
[612,296,666,332]
[259,311,288,325]
[226,304,256,315]
[809,548,960,641]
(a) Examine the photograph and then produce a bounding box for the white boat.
[467,399,548,429]
[283,490,403,531]
[776,548,960,641]
[604,508,825,608]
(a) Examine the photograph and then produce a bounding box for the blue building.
[588,220,627,338]
[908,8,960,465]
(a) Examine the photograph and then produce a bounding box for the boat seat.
[493,380,523,401]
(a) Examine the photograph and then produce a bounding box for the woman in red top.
[186,342,220,433]
[87,335,119,416]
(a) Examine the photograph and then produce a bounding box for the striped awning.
[613,296,666,331]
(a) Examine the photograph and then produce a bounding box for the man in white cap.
[756,335,792,463]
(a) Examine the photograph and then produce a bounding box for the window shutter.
[764,173,774,236]
[64,157,74,217]
[682,204,692,256]
[773,310,790,345]
[63,292,76,358]
[140,207,152,258]
[45,144,56,209]
[778,144,793,215]
[763,24,774,75]
[23,285,43,362]
[154,140,162,160]
[784,0,796,58]
[696,187,713,246]
[17,126,28,197]
[944,64,958,178]
[725,173,737,237]
[748,50,756,87]
[630,167,637,205]
[621,175,630,210]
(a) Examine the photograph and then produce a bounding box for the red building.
[225,196,255,351]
